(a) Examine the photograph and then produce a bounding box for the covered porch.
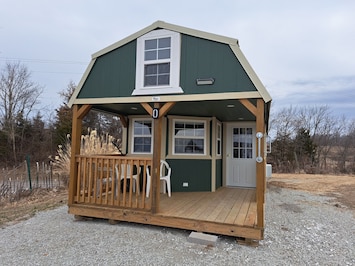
[68,98,266,241]
[68,154,261,239]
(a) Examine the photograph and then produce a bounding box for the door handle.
[256,132,263,163]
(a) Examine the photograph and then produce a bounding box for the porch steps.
[188,232,218,246]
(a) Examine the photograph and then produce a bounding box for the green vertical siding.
[215,159,222,189]
[167,159,211,192]
[76,33,258,99]
[78,40,136,98]
[180,34,257,94]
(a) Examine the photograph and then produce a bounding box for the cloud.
[0,0,354,120]
[269,75,355,118]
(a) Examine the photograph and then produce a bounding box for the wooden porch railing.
[73,155,152,211]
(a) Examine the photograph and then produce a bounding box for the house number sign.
[152,108,159,119]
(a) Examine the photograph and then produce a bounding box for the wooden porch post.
[151,103,162,213]
[255,99,265,229]
[68,104,91,205]
[141,102,175,214]
[239,98,266,229]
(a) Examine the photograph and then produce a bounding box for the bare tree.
[0,62,43,164]
[335,118,355,173]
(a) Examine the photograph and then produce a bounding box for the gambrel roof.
[69,20,271,108]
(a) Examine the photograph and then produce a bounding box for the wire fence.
[0,161,69,202]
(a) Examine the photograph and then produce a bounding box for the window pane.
[145,64,157,75]
[175,138,204,154]
[194,129,204,137]
[158,48,170,59]
[158,74,169,85]
[144,63,170,87]
[158,37,171,48]
[134,137,152,153]
[144,76,157,86]
[158,63,170,73]
[173,121,205,155]
[134,121,152,135]
[133,120,152,153]
[145,39,157,50]
[232,127,254,159]
[145,50,157,61]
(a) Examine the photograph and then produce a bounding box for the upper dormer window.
[133,29,183,95]
[144,37,171,86]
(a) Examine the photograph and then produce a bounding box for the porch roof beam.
[238,99,257,117]
[140,102,176,118]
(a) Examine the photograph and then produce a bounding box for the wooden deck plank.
[204,188,237,222]
[180,192,214,219]
[214,188,243,223]
[224,189,248,224]
[244,201,257,227]
[234,189,255,226]
[159,193,193,215]
[165,192,208,217]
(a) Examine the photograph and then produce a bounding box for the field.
[268,173,355,210]
[1,173,354,227]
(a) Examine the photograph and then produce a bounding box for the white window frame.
[172,119,207,156]
[130,118,153,154]
[133,29,183,95]
[216,122,222,156]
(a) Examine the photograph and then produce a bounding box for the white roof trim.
[68,58,96,107]
[92,21,239,59]
[230,45,272,103]
[70,91,262,105]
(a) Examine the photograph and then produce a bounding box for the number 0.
[152,108,159,119]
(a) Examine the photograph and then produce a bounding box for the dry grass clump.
[52,129,119,177]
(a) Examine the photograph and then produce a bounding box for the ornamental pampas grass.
[53,129,119,177]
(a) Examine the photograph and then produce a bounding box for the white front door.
[226,123,256,187]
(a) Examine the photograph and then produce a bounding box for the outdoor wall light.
[196,78,215,85]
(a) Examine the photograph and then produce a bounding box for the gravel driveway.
[0,187,354,265]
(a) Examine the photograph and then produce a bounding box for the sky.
[0,0,354,121]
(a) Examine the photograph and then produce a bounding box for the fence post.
[26,155,32,191]
[36,162,39,188]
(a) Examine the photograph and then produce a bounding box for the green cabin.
[68,21,272,242]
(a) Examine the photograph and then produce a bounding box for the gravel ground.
[0,187,354,265]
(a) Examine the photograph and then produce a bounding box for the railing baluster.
[74,155,152,211]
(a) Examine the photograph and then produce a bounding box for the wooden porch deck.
[160,187,257,227]
[69,187,262,240]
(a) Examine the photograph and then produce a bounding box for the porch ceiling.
[93,99,257,121]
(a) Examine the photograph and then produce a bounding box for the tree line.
[268,105,355,174]
[1,62,354,174]
[0,62,121,168]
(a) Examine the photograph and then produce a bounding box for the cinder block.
[188,232,218,246]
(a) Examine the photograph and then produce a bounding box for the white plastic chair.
[146,160,171,198]
[116,163,141,195]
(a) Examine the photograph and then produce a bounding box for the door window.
[233,127,253,158]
